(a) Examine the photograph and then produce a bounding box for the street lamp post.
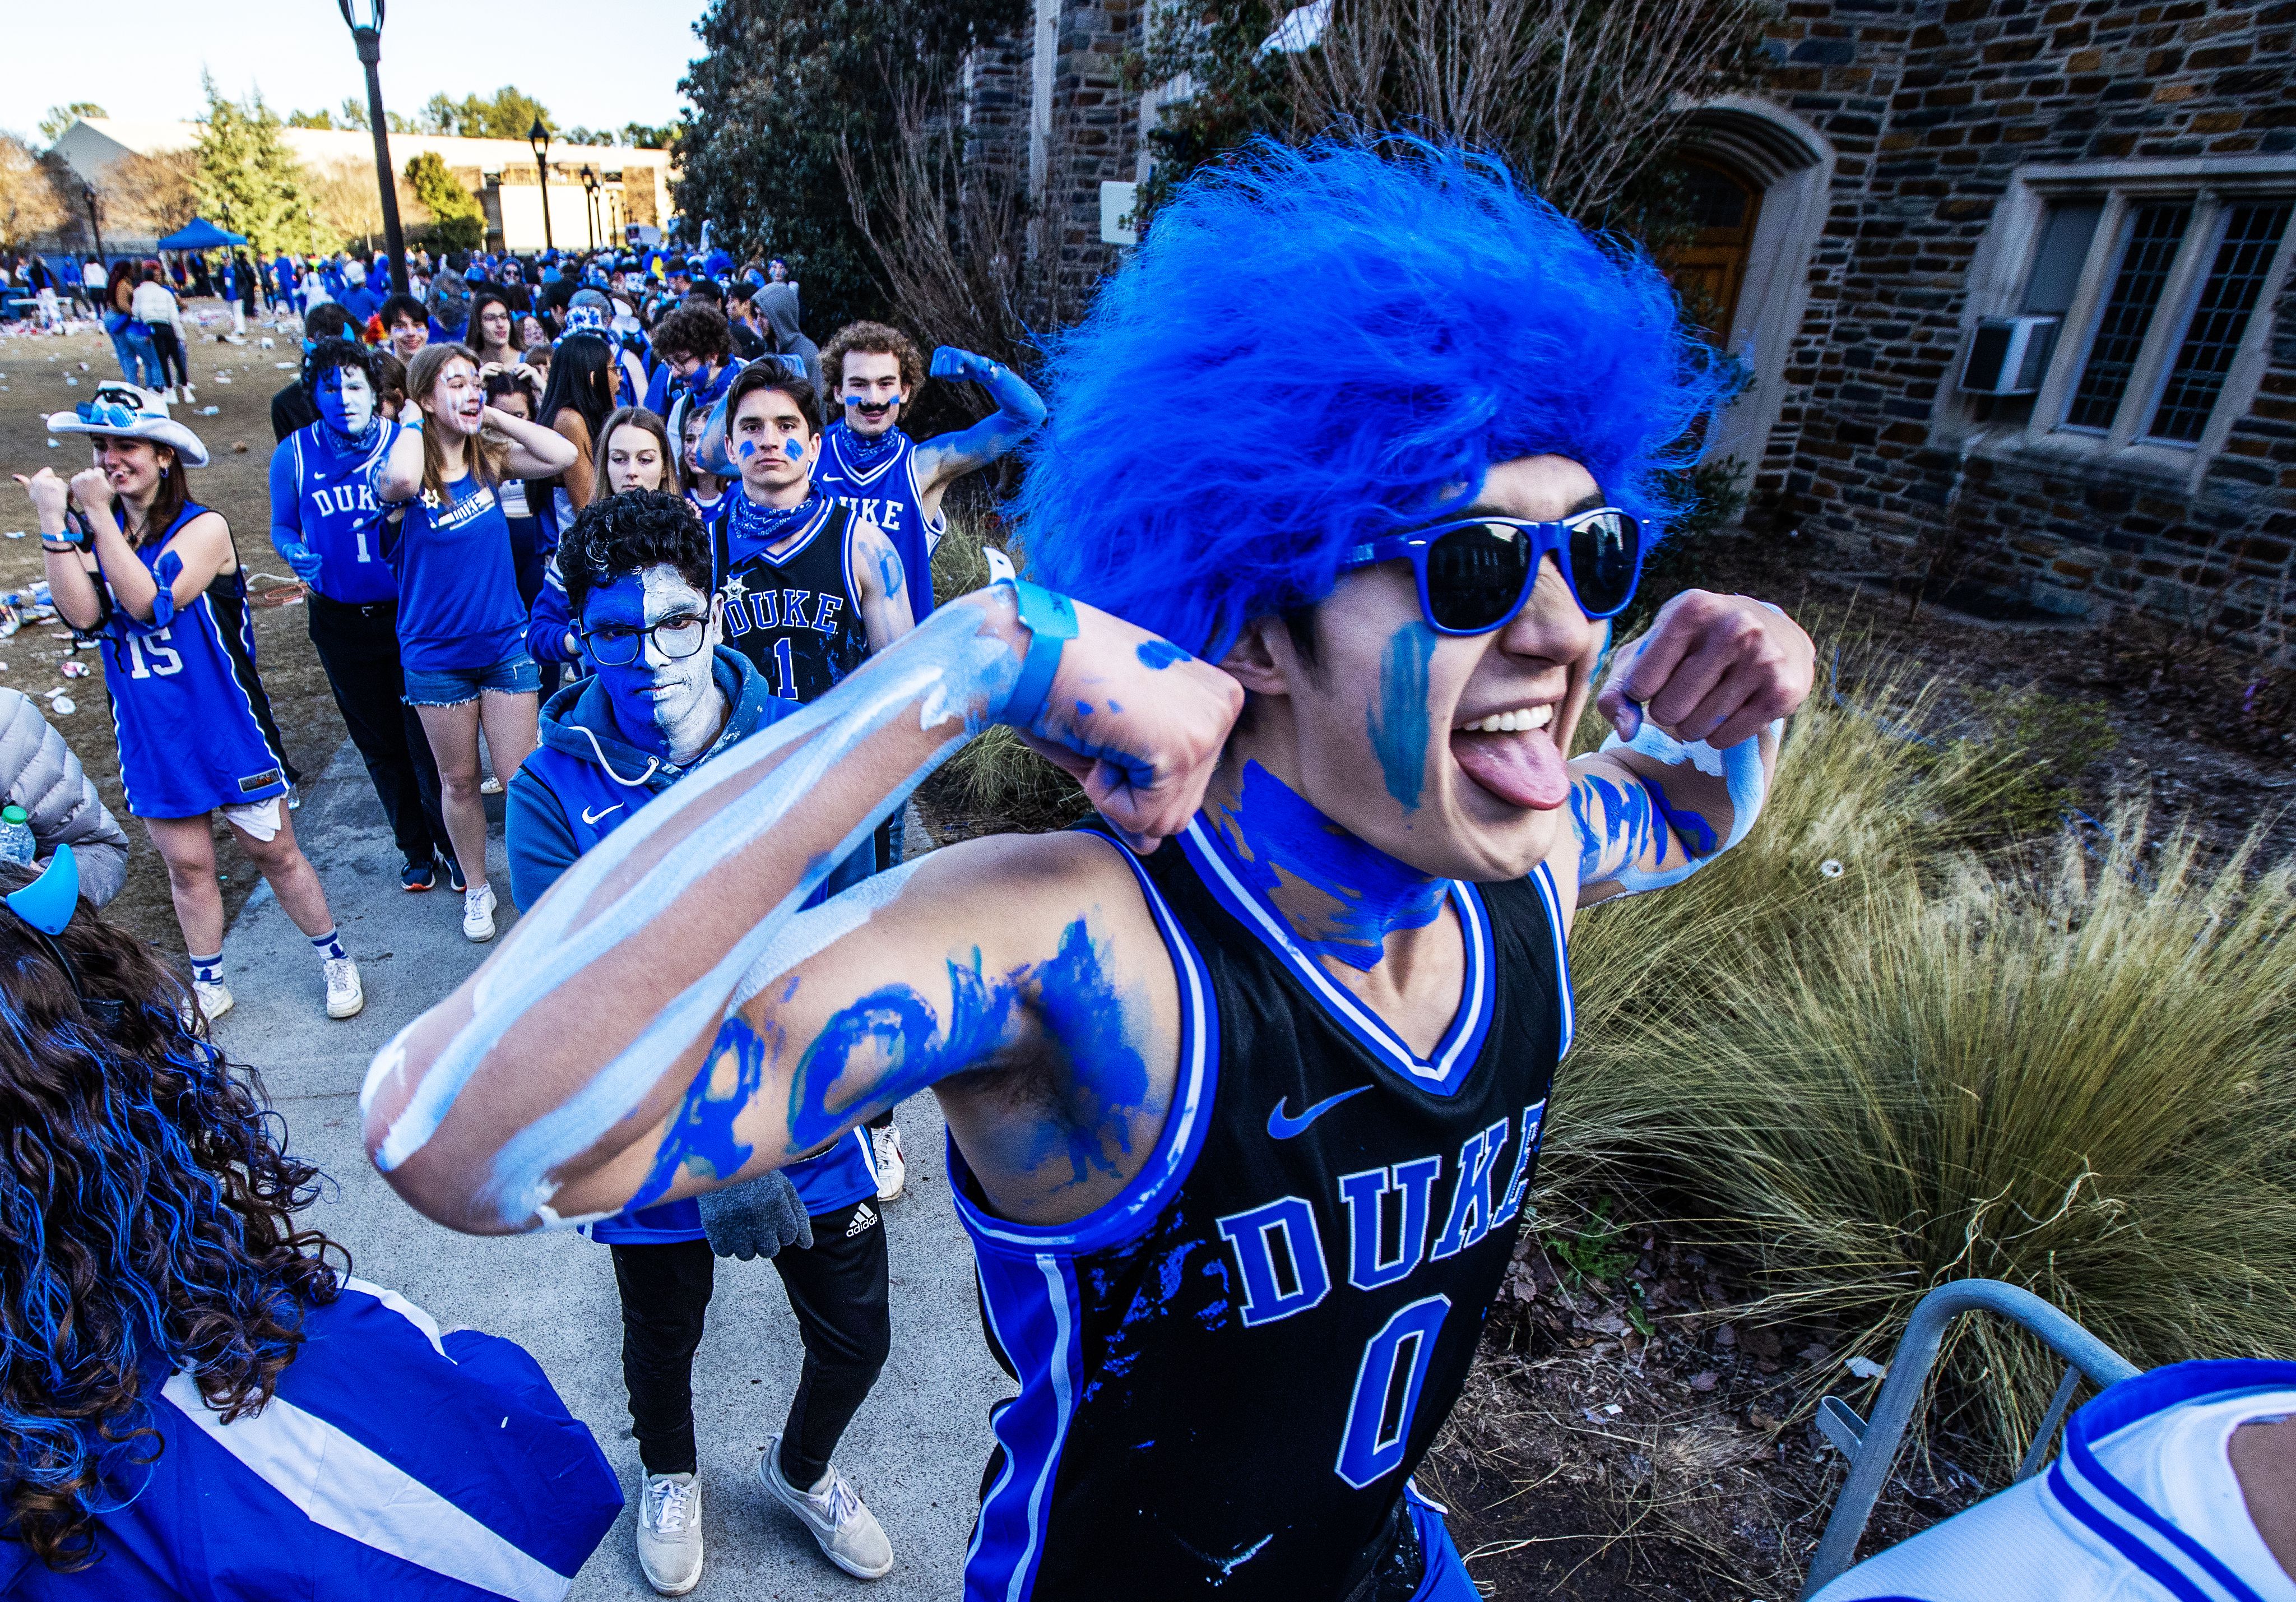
[81,184,105,267]
[580,166,599,251]
[530,120,554,253]
[336,0,410,293]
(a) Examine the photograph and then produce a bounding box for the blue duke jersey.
[955,818,1569,1600]
[94,502,291,819]
[271,423,397,605]
[707,498,871,704]
[814,421,940,616]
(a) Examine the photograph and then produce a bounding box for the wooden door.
[1662,158,1762,346]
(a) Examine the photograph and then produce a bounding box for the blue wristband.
[1005,578,1077,730]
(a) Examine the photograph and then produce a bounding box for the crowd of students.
[4,157,2293,1602]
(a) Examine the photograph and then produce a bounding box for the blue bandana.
[832,417,903,471]
[727,489,819,555]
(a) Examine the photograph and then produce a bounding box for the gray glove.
[695,1170,813,1261]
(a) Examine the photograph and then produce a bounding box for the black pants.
[149,325,190,388]
[610,1198,890,1486]
[305,592,451,865]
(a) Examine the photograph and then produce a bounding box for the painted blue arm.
[1570,719,1781,900]
[912,348,1047,488]
[266,441,324,584]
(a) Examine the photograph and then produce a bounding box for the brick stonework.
[1751,0,2296,646]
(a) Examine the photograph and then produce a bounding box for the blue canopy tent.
[155,219,248,251]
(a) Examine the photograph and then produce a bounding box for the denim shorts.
[402,650,542,707]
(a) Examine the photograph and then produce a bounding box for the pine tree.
[404,151,486,252]
[193,76,327,255]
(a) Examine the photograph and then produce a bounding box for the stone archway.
[1671,96,1836,484]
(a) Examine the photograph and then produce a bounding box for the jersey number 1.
[123,628,185,679]
[771,636,796,700]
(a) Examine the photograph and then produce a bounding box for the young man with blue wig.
[365,138,1816,1600]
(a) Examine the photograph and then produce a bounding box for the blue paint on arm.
[1136,640,1190,670]
[628,1012,771,1210]
[1365,621,1436,812]
[921,353,1048,474]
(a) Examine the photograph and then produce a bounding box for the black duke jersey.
[951,817,1570,1600]
[707,497,871,704]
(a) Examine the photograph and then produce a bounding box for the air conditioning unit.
[1961,314,2060,396]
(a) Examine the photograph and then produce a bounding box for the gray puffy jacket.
[0,688,129,906]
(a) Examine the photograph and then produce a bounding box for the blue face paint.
[781,919,1153,1190]
[1365,620,1437,813]
[736,438,757,459]
[1209,761,1446,971]
[783,437,804,460]
[1136,640,1190,670]
[314,365,374,438]
[579,567,721,762]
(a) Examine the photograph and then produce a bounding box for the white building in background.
[52,117,674,253]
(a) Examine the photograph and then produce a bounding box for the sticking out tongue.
[1450,726,1571,811]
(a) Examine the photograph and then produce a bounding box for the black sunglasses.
[1342,508,1644,635]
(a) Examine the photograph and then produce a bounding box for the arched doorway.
[1662,157,1765,346]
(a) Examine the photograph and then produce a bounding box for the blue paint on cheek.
[629,1013,770,1209]
[737,439,756,459]
[1221,760,1445,971]
[1136,640,1190,670]
[1365,622,1436,813]
[783,437,803,461]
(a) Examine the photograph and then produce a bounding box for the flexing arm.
[363,589,1240,1236]
[851,515,916,653]
[16,470,102,630]
[1565,590,1812,906]
[267,440,324,585]
[909,348,1046,516]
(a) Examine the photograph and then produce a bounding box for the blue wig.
[1015,138,1727,658]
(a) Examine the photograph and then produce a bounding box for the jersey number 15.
[123,628,185,679]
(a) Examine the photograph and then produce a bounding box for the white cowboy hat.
[44,383,211,468]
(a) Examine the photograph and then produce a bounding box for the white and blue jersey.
[813,421,940,617]
[95,502,291,820]
[505,654,878,1243]
[270,422,397,605]
[1813,1359,2296,1602]
[952,820,1566,1600]
[0,1277,621,1600]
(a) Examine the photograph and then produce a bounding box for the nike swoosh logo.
[581,803,624,825]
[1267,1086,1371,1141]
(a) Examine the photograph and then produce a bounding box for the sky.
[0,0,712,142]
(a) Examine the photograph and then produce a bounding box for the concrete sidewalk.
[216,741,1012,1599]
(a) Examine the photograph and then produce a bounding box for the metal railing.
[1797,1277,2140,1597]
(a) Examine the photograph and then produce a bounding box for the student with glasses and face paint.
[505,490,895,1593]
[522,405,680,690]
[0,848,624,1600]
[372,140,1816,1602]
[270,338,455,893]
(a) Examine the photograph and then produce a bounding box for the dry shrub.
[1547,667,2296,1466]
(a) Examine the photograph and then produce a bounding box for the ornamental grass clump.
[1548,664,2296,1464]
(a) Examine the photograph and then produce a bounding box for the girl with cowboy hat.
[13,385,365,1025]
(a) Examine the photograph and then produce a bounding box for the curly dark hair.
[560,489,712,618]
[820,320,924,399]
[0,864,347,1572]
[299,335,376,399]
[650,305,731,365]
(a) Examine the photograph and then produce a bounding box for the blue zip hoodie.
[505,645,877,1238]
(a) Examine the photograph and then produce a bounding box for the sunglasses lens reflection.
[1424,522,1535,632]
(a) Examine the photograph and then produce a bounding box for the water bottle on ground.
[0,805,34,865]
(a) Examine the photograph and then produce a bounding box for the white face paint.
[586,564,725,766]
[317,365,375,436]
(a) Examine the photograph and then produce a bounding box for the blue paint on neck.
[1366,621,1436,813]
[1213,761,1446,972]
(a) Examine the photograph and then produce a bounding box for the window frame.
[1947,156,2296,489]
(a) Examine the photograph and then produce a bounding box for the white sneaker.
[192,978,233,1023]
[479,775,503,795]
[180,385,195,405]
[870,1124,906,1202]
[324,956,364,1020]
[635,1472,703,1596]
[462,883,497,942]
[760,1436,892,1579]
